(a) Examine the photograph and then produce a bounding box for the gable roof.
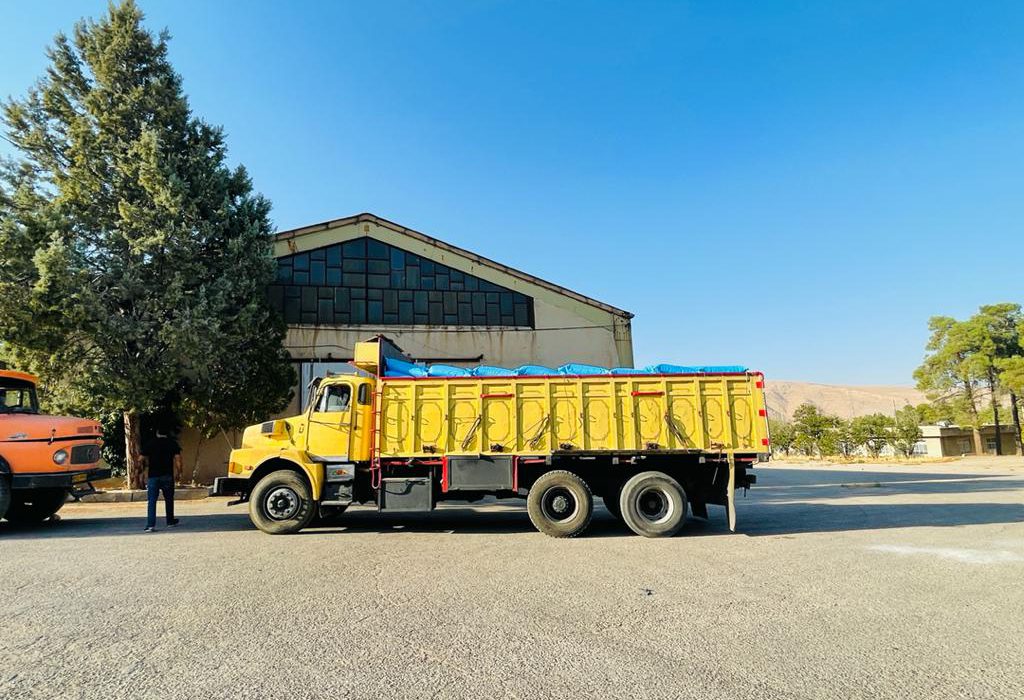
[274,212,633,319]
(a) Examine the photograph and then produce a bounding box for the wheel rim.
[634,486,673,524]
[265,486,301,521]
[541,486,579,522]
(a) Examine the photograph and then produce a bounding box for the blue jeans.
[146,475,175,528]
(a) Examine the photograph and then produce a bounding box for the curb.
[80,487,210,503]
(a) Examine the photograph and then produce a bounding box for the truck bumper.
[211,476,250,498]
[11,466,112,490]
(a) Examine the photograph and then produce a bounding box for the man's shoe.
[167,518,180,528]
[144,526,156,532]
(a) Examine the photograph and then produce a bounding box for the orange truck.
[0,370,107,524]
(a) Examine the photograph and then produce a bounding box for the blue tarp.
[383,357,748,378]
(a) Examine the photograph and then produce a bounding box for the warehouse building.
[183,212,634,481]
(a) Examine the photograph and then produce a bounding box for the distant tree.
[832,418,859,457]
[0,1,294,488]
[889,406,924,457]
[791,402,840,457]
[914,317,986,454]
[851,413,895,458]
[959,304,1022,455]
[768,418,796,455]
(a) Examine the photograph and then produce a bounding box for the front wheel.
[619,471,687,538]
[0,477,12,521]
[3,488,68,525]
[526,470,593,538]
[249,471,316,534]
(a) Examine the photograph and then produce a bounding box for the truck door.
[306,382,354,461]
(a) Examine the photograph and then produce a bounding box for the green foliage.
[790,403,840,457]
[890,406,924,457]
[850,413,895,458]
[0,2,294,441]
[768,418,796,454]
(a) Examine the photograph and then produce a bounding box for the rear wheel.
[527,470,593,538]
[0,476,11,521]
[3,488,68,525]
[249,471,316,534]
[619,471,687,538]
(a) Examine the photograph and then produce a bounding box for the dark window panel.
[443,292,457,314]
[343,259,365,273]
[398,301,414,324]
[486,304,500,325]
[450,270,464,284]
[450,281,463,291]
[435,274,449,290]
[326,268,341,286]
[368,300,383,323]
[351,300,366,324]
[501,314,515,326]
[276,264,292,283]
[464,276,478,291]
[500,293,513,314]
[390,248,405,269]
[334,311,349,324]
[318,287,333,299]
[457,291,471,304]
[383,312,399,324]
[428,302,443,324]
[414,313,429,324]
[368,289,383,300]
[311,248,326,261]
[485,292,499,304]
[335,288,350,309]
[398,290,413,301]
[318,299,333,321]
[351,288,366,300]
[268,285,285,312]
[390,271,405,288]
[383,290,398,313]
[284,297,300,322]
[368,274,388,289]
[293,253,310,271]
[514,303,529,326]
[343,273,366,287]
[458,303,472,325]
[421,277,435,290]
[285,285,301,299]
[367,239,389,260]
[342,238,366,257]
[406,266,420,288]
[473,313,487,325]
[326,245,341,266]
[428,291,442,302]
[421,260,434,275]
[471,295,486,315]
[301,288,316,312]
[444,313,458,324]
[293,271,309,286]
[310,261,326,285]
[414,292,428,314]
[301,311,317,324]
[368,259,389,275]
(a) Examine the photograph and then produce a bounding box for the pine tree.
[0,1,294,488]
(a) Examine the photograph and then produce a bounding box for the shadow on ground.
[2,467,1022,540]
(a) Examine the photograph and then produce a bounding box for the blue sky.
[3,1,1022,384]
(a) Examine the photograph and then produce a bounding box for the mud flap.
[727,452,737,532]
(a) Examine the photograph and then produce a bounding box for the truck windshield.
[0,379,39,414]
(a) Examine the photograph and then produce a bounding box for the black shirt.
[143,435,181,478]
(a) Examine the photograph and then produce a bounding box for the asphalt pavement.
[2,458,1023,699]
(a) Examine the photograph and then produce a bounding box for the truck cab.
[0,370,108,525]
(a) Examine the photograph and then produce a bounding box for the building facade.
[182,213,634,482]
[916,423,1020,457]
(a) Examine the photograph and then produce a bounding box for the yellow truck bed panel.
[378,374,768,458]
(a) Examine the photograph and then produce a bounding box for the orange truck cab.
[0,370,108,525]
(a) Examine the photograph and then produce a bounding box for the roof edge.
[274,212,634,319]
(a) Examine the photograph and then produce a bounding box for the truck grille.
[70,444,101,465]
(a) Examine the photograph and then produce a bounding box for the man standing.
[142,428,182,532]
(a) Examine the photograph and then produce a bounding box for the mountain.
[764,380,925,420]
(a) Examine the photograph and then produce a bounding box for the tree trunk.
[971,427,984,455]
[1010,392,1023,456]
[124,410,145,490]
[989,373,1002,456]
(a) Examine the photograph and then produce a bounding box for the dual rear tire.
[527,469,688,538]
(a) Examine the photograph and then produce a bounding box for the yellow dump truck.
[214,337,770,537]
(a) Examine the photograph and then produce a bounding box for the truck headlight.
[53,449,69,465]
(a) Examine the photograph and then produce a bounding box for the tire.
[526,470,593,538]
[0,476,10,521]
[249,471,316,534]
[3,488,68,525]
[619,471,687,538]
